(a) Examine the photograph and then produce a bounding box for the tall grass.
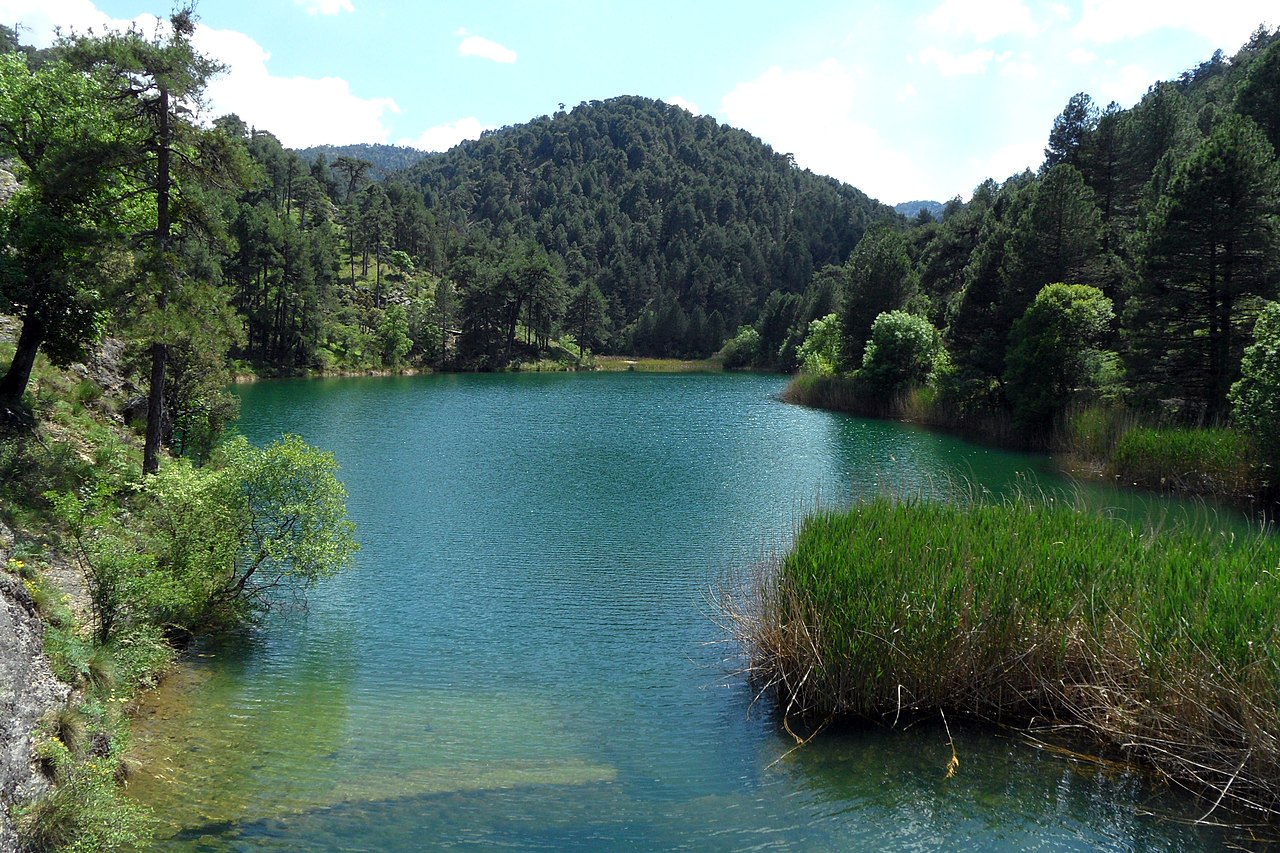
[723,494,1280,818]
[1110,427,1257,497]
[1057,403,1141,462]
[782,375,1020,447]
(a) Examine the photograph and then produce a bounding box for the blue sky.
[2,0,1275,204]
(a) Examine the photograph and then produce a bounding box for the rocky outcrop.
[0,522,71,852]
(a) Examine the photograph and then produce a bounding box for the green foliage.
[293,142,433,179]
[17,757,156,852]
[1061,404,1139,461]
[1230,302,1280,478]
[1235,38,1280,153]
[796,313,842,375]
[137,435,357,631]
[1004,283,1114,432]
[720,326,761,370]
[411,96,894,361]
[1127,114,1280,419]
[839,226,918,368]
[0,52,133,405]
[859,311,940,394]
[377,304,413,369]
[1111,427,1256,495]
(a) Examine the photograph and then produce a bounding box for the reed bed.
[1110,427,1256,497]
[722,494,1280,819]
[780,375,1021,447]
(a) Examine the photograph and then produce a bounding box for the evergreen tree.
[1127,114,1280,419]
[1235,39,1280,156]
[1045,92,1098,170]
[839,226,917,369]
[66,9,245,473]
[0,54,134,412]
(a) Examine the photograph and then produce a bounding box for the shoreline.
[779,373,1273,515]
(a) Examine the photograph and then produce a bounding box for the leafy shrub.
[795,313,841,375]
[1003,283,1113,433]
[859,311,940,393]
[720,325,761,369]
[1230,301,1280,488]
[17,758,155,853]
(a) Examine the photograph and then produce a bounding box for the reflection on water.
[129,372,1238,850]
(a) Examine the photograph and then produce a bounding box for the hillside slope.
[403,96,897,345]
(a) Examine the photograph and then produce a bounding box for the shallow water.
[128,372,1235,850]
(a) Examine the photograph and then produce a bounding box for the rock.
[0,523,73,852]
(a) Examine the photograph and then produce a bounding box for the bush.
[137,434,359,632]
[1003,283,1113,434]
[859,311,940,393]
[795,313,841,375]
[720,325,761,370]
[1230,301,1280,488]
[17,758,155,852]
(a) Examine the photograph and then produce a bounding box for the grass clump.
[725,494,1280,819]
[16,757,155,853]
[1110,426,1256,497]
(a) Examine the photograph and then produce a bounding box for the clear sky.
[2,0,1275,205]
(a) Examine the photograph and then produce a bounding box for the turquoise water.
[129,372,1232,850]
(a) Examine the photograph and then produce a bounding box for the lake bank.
[781,372,1273,512]
[232,353,725,383]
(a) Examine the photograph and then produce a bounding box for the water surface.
[129,372,1233,850]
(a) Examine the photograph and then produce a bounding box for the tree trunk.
[143,341,168,474]
[144,87,172,476]
[0,319,45,409]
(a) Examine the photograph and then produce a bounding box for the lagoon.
[128,372,1229,850]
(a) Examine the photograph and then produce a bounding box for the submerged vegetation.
[725,494,1280,820]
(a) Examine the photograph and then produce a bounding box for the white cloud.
[194,25,399,146]
[1074,0,1273,48]
[965,138,1044,187]
[0,1,396,147]
[1068,47,1097,64]
[666,96,700,114]
[0,0,150,45]
[918,46,996,76]
[925,0,1039,42]
[1094,63,1155,107]
[455,28,517,64]
[719,60,930,202]
[398,117,488,152]
[999,50,1039,80]
[896,83,918,103]
[294,0,354,15]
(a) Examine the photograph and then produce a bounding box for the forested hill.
[894,200,945,220]
[293,143,432,179]
[403,96,896,354]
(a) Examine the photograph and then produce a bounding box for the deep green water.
[129,371,1236,850]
